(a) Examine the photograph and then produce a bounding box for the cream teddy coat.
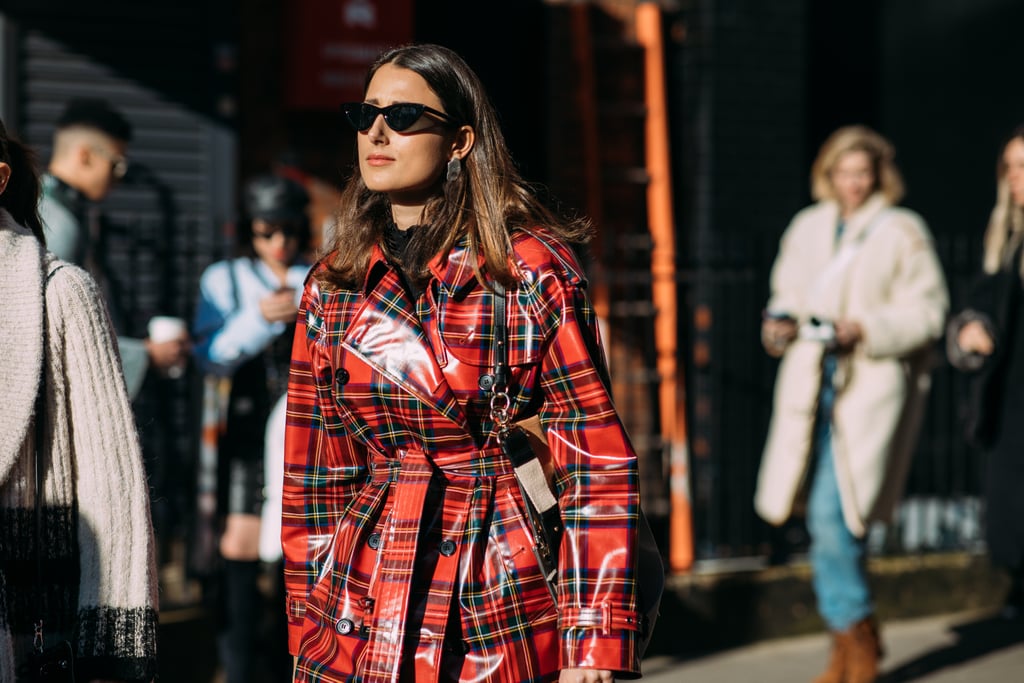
[755,194,949,538]
[0,209,157,681]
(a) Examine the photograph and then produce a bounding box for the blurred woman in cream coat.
[756,126,948,683]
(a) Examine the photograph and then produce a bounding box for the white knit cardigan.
[0,209,158,681]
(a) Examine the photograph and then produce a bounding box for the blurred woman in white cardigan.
[0,118,157,681]
[756,125,948,683]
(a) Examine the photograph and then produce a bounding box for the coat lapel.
[837,193,889,247]
[812,194,891,321]
[342,260,466,429]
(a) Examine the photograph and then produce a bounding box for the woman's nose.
[366,114,388,141]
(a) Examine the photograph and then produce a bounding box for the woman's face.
[830,149,876,213]
[357,63,455,209]
[251,219,300,270]
[1003,137,1024,208]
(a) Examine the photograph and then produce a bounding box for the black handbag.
[486,281,663,656]
[22,270,76,683]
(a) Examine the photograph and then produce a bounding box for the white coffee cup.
[147,315,188,343]
[147,316,189,379]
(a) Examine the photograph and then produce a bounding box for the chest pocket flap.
[438,279,545,368]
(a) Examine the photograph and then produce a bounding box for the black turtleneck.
[383,222,424,298]
[383,221,416,260]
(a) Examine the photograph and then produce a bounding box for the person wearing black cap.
[192,172,312,683]
[39,97,189,397]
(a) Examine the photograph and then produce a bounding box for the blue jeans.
[807,356,872,631]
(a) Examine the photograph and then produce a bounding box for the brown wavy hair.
[0,118,44,243]
[318,43,591,290]
[810,125,905,205]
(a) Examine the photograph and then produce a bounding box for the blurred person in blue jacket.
[192,173,312,683]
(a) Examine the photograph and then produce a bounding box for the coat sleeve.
[946,268,1012,372]
[858,217,950,359]
[533,270,642,677]
[48,264,158,682]
[281,276,368,653]
[767,210,817,318]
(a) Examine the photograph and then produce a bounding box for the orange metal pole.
[636,1,693,572]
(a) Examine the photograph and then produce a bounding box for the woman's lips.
[366,155,393,166]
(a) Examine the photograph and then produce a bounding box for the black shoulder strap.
[492,282,508,391]
[35,264,64,543]
[33,265,51,653]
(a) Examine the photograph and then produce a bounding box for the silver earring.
[446,157,461,182]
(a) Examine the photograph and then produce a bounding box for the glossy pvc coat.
[282,229,642,682]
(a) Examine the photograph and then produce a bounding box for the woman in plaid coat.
[282,44,644,682]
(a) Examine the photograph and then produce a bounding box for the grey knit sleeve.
[45,262,158,681]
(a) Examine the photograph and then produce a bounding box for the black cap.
[56,97,133,142]
[243,174,310,223]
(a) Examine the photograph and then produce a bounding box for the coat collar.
[0,208,48,485]
[832,193,892,245]
[42,172,87,216]
[362,234,486,297]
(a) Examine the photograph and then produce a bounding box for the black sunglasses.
[341,102,458,133]
[252,224,300,240]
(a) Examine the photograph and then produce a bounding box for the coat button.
[335,618,354,635]
[335,368,350,388]
[367,533,381,550]
[439,539,456,557]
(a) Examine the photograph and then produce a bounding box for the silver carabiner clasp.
[490,390,511,436]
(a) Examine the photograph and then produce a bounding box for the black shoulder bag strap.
[33,290,48,655]
[489,279,663,651]
[488,282,563,587]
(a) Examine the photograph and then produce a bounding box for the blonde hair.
[810,125,905,205]
[982,126,1024,275]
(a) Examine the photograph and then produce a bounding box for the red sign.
[285,0,414,111]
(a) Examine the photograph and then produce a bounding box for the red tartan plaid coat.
[282,228,643,682]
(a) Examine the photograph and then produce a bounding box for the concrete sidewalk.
[639,608,1024,682]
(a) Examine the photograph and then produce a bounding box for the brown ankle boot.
[845,616,883,683]
[812,630,850,683]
